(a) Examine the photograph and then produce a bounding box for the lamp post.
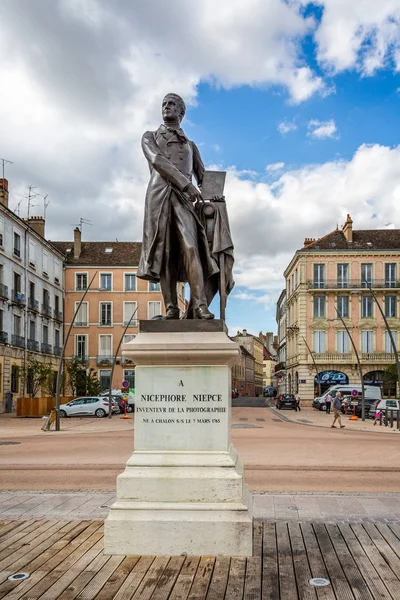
[302,336,321,398]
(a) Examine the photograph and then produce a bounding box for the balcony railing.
[54,346,62,356]
[0,283,8,300]
[0,331,8,344]
[75,320,88,327]
[96,355,113,366]
[41,304,52,318]
[27,297,39,312]
[361,352,396,362]
[123,319,138,327]
[12,290,25,306]
[99,321,112,327]
[12,334,25,348]
[54,309,63,322]
[41,343,53,354]
[310,352,397,363]
[122,355,135,366]
[27,339,39,352]
[73,355,89,365]
[274,361,286,372]
[307,279,400,290]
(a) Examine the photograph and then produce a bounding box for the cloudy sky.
[1,0,400,335]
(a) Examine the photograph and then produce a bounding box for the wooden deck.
[1,519,400,599]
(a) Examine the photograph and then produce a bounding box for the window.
[76,273,88,291]
[11,365,19,393]
[0,265,3,284]
[385,331,397,353]
[75,301,88,326]
[75,334,88,359]
[99,370,111,392]
[124,334,135,344]
[361,264,372,288]
[99,334,112,356]
[29,241,36,266]
[313,264,325,289]
[54,259,61,283]
[295,269,298,288]
[337,295,349,318]
[0,217,4,246]
[55,295,60,313]
[361,331,373,353]
[148,301,162,319]
[337,264,348,288]
[43,288,50,308]
[0,310,3,332]
[337,331,350,353]
[13,232,21,257]
[55,329,60,349]
[313,331,326,353]
[123,301,137,325]
[29,320,35,341]
[100,302,112,326]
[29,281,35,302]
[385,264,397,288]
[124,274,136,291]
[13,272,21,298]
[313,295,326,318]
[42,325,49,344]
[385,296,396,318]
[43,251,49,275]
[13,315,21,336]
[100,273,112,291]
[361,295,373,318]
[148,281,161,292]
[124,369,135,389]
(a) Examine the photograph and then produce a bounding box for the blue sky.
[1,0,400,337]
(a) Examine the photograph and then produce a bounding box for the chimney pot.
[0,179,9,208]
[342,214,353,242]
[28,216,45,238]
[74,227,81,259]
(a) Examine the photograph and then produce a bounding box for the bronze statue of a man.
[137,93,219,319]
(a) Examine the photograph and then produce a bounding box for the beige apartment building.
[53,228,186,392]
[283,215,400,402]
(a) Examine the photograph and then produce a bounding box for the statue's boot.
[195,305,215,320]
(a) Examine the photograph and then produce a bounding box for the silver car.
[59,396,119,418]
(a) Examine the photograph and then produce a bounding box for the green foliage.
[65,358,102,396]
[21,359,54,398]
[383,363,398,383]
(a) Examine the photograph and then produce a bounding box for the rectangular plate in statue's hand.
[201,170,226,200]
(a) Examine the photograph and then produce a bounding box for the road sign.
[122,380,130,388]
[351,389,358,397]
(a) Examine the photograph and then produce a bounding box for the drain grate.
[232,424,262,429]
[0,442,21,446]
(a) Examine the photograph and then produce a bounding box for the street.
[1,407,400,493]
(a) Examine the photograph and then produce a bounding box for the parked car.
[59,397,120,418]
[374,399,400,412]
[101,390,135,410]
[276,394,297,410]
[340,396,377,418]
[313,385,381,411]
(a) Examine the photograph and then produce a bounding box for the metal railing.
[121,355,135,366]
[41,304,52,317]
[0,283,8,300]
[27,297,39,311]
[54,346,62,356]
[123,319,138,327]
[54,309,63,322]
[308,279,400,290]
[41,343,53,354]
[12,290,25,305]
[73,355,89,365]
[0,331,8,344]
[96,355,113,366]
[27,339,39,352]
[74,320,88,327]
[378,409,400,430]
[274,361,286,372]
[12,334,25,348]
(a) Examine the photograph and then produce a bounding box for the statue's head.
[162,93,186,123]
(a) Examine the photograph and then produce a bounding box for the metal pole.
[55,271,97,431]
[365,282,400,397]
[302,336,321,398]
[108,306,138,418]
[334,307,366,421]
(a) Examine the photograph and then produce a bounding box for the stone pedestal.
[104,320,253,556]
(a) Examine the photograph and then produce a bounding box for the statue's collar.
[158,123,188,143]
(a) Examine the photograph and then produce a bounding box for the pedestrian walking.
[325,392,332,414]
[373,403,382,426]
[295,393,301,411]
[331,392,345,429]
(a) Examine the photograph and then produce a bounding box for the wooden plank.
[338,524,393,600]
[287,523,316,600]
[351,523,400,599]
[243,556,262,600]
[187,556,215,600]
[92,557,140,600]
[131,556,170,600]
[0,522,19,539]
[112,556,155,600]
[49,552,111,600]
[168,556,200,600]
[362,523,400,578]
[151,556,185,600]
[301,523,335,600]
[276,522,297,600]
[0,519,38,548]
[262,522,279,600]
[253,520,263,558]
[326,524,374,600]
[67,555,124,600]
[224,557,246,600]
[205,557,230,600]
[312,523,354,600]
[376,523,400,562]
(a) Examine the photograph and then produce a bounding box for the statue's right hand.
[185,183,202,203]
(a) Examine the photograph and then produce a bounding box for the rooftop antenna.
[27,185,38,220]
[0,158,13,181]
[69,217,93,236]
[15,197,24,217]
[43,194,50,219]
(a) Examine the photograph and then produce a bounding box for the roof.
[51,241,142,266]
[299,229,400,252]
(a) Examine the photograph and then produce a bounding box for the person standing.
[295,392,301,411]
[331,392,345,428]
[325,392,332,415]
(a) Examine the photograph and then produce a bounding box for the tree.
[65,358,102,396]
[383,364,397,397]
[21,359,54,399]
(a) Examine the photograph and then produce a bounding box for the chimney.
[242,329,248,336]
[0,179,9,207]
[74,227,81,258]
[343,214,353,242]
[303,237,315,247]
[27,216,45,238]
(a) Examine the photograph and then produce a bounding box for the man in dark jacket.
[137,93,218,319]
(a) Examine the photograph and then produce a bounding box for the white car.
[59,396,119,418]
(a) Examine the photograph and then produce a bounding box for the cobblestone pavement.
[1,490,400,522]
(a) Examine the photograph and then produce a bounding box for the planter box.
[17,397,56,417]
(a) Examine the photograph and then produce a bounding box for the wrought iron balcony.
[99,321,112,327]
[54,309,63,322]
[75,320,88,327]
[0,331,8,344]
[73,355,89,365]
[274,361,286,372]
[41,343,53,354]
[12,290,25,306]
[123,319,138,327]
[27,297,39,312]
[0,283,8,300]
[96,355,113,366]
[27,339,39,352]
[121,355,135,366]
[307,279,400,290]
[41,304,52,318]
[11,334,25,348]
[54,346,62,356]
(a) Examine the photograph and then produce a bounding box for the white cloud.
[307,119,338,139]
[266,162,285,172]
[277,121,298,134]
